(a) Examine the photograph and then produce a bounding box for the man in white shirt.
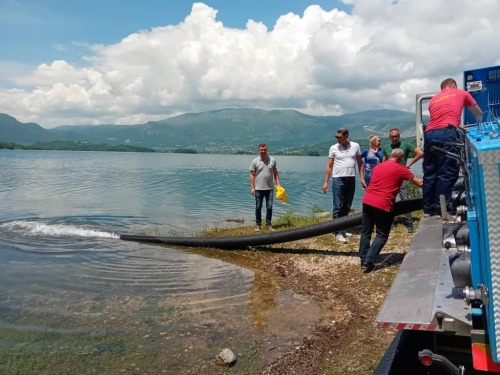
[322,128,366,244]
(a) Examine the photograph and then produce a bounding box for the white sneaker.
[343,231,353,238]
[336,234,347,244]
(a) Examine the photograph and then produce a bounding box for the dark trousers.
[359,203,394,264]
[332,177,356,236]
[423,128,460,214]
[393,180,413,225]
[255,190,273,226]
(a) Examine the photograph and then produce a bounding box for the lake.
[0,151,423,229]
[0,150,422,374]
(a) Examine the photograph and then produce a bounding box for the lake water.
[0,150,422,374]
[0,151,423,230]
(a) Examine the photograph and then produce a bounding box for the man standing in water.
[382,128,423,233]
[323,128,365,244]
[250,144,280,232]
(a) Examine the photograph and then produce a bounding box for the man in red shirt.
[359,148,423,272]
[423,78,483,217]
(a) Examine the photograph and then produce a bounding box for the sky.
[0,0,499,128]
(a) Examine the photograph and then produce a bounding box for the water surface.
[0,150,327,374]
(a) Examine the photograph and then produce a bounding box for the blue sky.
[0,0,351,68]
[0,0,495,127]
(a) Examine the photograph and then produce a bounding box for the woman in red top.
[359,148,423,272]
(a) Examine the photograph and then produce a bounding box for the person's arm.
[407,147,423,168]
[356,154,367,189]
[409,176,423,188]
[323,158,334,193]
[250,171,256,196]
[360,163,366,190]
[382,148,388,162]
[273,168,280,187]
[467,104,483,124]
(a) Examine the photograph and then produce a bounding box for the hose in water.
[120,197,422,249]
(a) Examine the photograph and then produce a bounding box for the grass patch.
[199,209,324,238]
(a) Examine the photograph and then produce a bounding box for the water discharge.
[0,220,120,239]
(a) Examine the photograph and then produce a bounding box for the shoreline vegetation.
[0,140,155,153]
[1,136,417,156]
[0,140,200,154]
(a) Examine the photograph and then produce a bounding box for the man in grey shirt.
[249,144,281,232]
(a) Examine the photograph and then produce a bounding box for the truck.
[374,64,500,374]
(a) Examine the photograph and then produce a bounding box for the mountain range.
[0,109,424,153]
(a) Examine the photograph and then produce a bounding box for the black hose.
[120,197,422,249]
[373,330,404,375]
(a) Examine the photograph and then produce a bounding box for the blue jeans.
[359,203,394,264]
[423,128,460,214]
[332,177,356,235]
[255,190,273,226]
[364,171,372,187]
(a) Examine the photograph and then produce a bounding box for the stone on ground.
[215,348,236,366]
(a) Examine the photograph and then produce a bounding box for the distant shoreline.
[1,136,418,156]
[0,141,198,154]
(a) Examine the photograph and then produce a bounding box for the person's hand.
[322,182,329,193]
[251,188,255,196]
[459,125,469,132]
[406,163,412,169]
[361,179,367,190]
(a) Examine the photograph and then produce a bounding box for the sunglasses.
[335,136,343,139]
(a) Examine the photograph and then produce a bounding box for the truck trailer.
[374,64,500,374]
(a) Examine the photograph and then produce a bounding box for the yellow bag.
[275,185,288,204]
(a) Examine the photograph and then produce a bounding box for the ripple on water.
[0,217,320,373]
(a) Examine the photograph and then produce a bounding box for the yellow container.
[275,185,288,204]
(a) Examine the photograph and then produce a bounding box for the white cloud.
[52,44,66,52]
[0,1,499,127]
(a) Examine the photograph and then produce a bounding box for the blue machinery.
[375,65,500,374]
[465,65,500,370]
[464,66,500,126]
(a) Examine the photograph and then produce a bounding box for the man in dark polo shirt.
[423,78,483,217]
[382,128,423,233]
[359,148,423,272]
